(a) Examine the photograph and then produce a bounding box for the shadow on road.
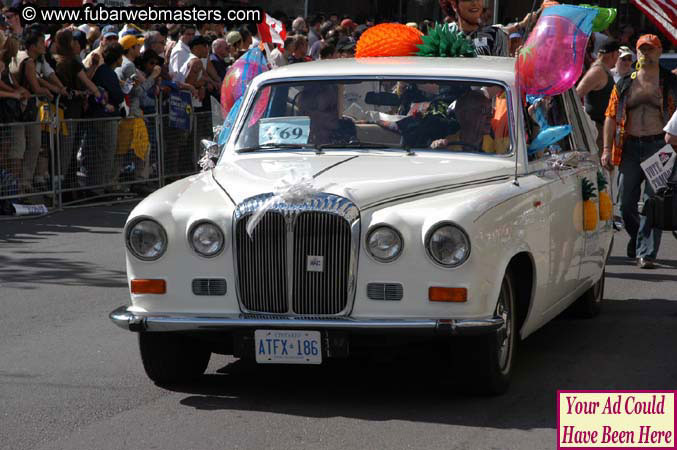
[168,299,677,430]
[0,254,127,288]
[0,205,134,244]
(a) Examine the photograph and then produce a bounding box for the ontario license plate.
[254,330,322,364]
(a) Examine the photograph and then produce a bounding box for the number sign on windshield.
[259,117,311,145]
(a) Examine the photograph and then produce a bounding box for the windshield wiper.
[236,143,318,153]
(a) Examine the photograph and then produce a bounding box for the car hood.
[212,152,515,209]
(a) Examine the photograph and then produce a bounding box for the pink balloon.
[518,14,589,96]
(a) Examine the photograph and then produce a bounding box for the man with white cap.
[610,46,635,83]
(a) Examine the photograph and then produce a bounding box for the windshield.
[232,79,513,155]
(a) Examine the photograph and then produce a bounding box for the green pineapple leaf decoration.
[596,170,608,192]
[582,177,597,201]
[417,23,476,58]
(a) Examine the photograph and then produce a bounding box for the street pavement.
[1,204,676,450]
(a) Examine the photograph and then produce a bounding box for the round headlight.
[127,219,167,261]
[190,222,224,257]
[367,226,403,262]
[426,223,470,267]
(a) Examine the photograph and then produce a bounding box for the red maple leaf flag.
[257,13,287,47]
[631,0,677,46]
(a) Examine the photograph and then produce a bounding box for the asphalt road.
[1,204,676,450]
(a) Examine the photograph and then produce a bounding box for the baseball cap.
[225,30,242,45]
[636,34,662,50]
[618,45,635,60]
[340,19,357,30]
[598,39,620,54]
[102,25,118,35]
[119,34,143,50]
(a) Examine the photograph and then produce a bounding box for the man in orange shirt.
[603,35,677,269]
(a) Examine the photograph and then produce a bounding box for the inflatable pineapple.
[582,177,598,231]
[356,23,423,58]
[597,170,612,221]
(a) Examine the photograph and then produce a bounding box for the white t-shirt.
[664,110,677,136]
[169,40,191,81]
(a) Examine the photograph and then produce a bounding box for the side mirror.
[198,139,221,171]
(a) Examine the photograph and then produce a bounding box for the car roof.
[256,56,517,85]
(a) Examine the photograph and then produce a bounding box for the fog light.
[131,279,166,294]
[429,287,467,302]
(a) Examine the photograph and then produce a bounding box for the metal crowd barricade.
[52,92,163,208]
[0,94,57,217]
[1,88,220,216]
[158,89,208,184]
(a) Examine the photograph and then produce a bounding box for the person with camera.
[53,28,102,198]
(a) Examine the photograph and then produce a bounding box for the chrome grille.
[235,213,288,313]
[367,283,403,301]
[234,193,360,316]
[192,278,227,296]
[292,212,351,314]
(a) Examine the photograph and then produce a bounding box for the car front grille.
[234,193,360,316]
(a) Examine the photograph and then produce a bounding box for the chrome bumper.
[110,306,504,336]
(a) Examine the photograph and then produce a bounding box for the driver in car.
[430,90,510,154]
[298,84,357,145]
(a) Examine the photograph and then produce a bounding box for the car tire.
[569,270,605,319]
[458,271,517,396]
[138,332,211,385]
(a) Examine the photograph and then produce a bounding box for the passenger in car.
[298,84,357,145]
[430,90,510,153]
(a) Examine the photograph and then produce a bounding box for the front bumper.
[109,305,504,336]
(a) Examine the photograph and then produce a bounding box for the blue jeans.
[618,138,663,259]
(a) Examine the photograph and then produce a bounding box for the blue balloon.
[528,125,572,153]
[218,96,244,146]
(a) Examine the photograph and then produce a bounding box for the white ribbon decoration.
[246,169,333,239]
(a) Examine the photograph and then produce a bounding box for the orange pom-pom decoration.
[356,23,424,58]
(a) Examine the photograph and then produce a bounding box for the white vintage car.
[110,57,613,394]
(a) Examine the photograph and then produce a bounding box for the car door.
[525,93,585,310]
[563,89,612,284]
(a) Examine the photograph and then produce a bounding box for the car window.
[563,89,596,153]
[231,79,513,156]
[524,93,575,162]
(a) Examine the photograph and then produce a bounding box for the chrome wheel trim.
[496,278,513,374]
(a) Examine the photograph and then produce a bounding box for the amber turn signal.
[429,287,467,302]
[131,279,166,294]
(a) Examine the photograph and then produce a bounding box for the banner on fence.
[168,91,192,131]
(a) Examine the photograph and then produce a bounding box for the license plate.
[254,330,322,364]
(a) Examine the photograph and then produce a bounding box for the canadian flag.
[257,13,287,47]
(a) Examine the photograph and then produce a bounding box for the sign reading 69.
[259,117,311,145]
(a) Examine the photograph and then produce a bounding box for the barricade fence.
[1,90,217,216]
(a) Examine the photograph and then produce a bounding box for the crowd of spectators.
[0,2,673,203]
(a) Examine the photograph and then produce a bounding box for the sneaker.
[637,257,656,269]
